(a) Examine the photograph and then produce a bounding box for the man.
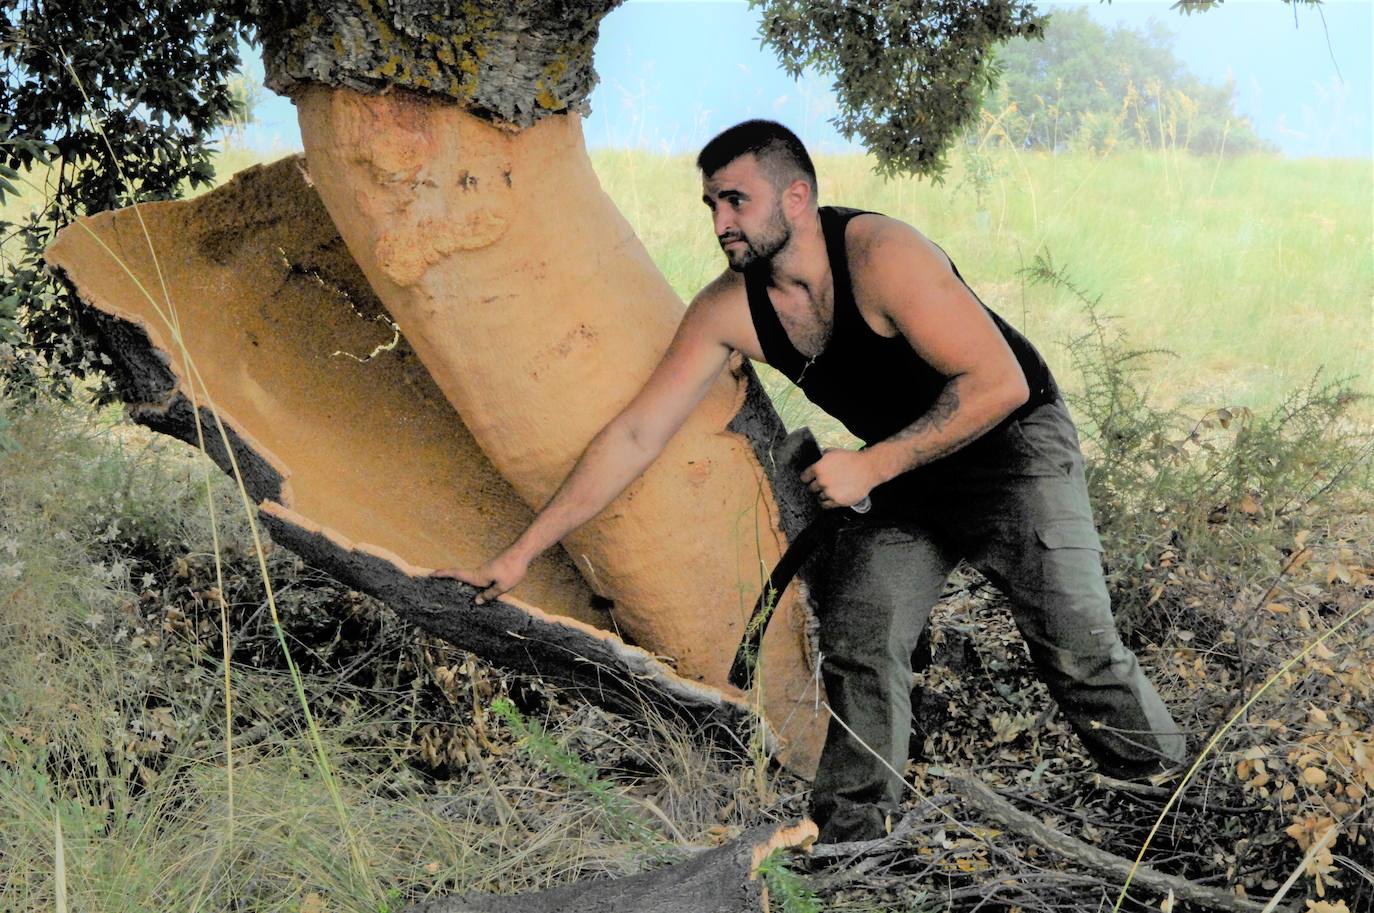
[435,120,1186,843]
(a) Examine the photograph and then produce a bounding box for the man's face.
[701,154,792,272]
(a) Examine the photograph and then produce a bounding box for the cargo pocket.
[1033,520,1109,615]
[1035,522,1103,552]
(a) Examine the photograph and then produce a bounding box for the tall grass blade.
[53,806,67,913]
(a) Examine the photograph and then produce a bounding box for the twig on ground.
[1094,772,1266,816]
[805,801,955,863]
[947,769,1296,913]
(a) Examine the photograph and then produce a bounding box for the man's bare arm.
[867,221,1028,475]
[433,286,737,602]
[802,220,1028,508]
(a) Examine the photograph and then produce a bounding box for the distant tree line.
[978,8,1274,155]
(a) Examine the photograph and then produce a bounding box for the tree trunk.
[290,83,825,759]
[260,0,829,769]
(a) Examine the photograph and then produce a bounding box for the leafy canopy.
[0,0,250,386]
[755,0,1046,180]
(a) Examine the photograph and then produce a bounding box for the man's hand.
[430,550,531,605]
[799,449,882,509]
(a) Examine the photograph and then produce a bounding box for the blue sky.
[243,0,1373,159]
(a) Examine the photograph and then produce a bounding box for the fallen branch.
[947,769,1295,913]
[403,820,818,913]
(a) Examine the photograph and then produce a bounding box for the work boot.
[812,798,892,844]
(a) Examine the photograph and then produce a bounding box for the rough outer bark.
[254,0,623,127]
[403,820,818,913]
[291,85,827,771]
[45,157,774,745]
[260,501,764,737]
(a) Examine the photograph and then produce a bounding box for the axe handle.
[726,427,876,691]
[727,511,843,691]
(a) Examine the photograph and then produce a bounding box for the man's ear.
[783,177,813,217]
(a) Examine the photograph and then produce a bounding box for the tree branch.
[947,769,1296,913]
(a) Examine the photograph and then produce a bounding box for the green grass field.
[591,146,1372,418]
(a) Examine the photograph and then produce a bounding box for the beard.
[721,203,792,272]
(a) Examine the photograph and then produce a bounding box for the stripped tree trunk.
[265,0,832,769]
[291,85,825,750]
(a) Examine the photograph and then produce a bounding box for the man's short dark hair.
[697,120,818,200]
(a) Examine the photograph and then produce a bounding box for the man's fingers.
[799,466,815,483]
[475,582,505,605]
[430,567,509,604]
[431,566,479,585]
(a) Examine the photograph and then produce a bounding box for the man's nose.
[713,210,735,238]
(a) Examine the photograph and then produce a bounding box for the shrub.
[1022,251,1372,635]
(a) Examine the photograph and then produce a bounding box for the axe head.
[775,427,822,474]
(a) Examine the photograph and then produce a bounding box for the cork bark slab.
[45,151,827,772]
[48,157,600,624]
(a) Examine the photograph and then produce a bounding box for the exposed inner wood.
[291,86,825,771]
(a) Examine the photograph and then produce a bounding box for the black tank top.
[744,206,1057,450]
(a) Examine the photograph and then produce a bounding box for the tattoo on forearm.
[883,379,980,472]
[891,381,960,443]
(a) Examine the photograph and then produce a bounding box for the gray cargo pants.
[809,398,1186,843]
